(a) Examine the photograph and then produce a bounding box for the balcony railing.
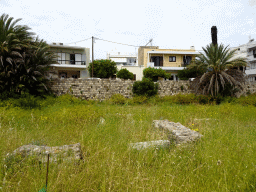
[181,62,190,67]
[57,60,86,65]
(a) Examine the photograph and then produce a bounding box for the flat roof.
[50,64,87,69]
[109,55,137,58]
[154,67,186,70]
[147,51,199,55]
[49,44,86,50]
[245,69,256,75]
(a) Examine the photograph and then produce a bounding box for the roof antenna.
[145,39,153,46]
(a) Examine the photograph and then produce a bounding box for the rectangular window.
[169,56,176,62]
[75,54,82,65]
[253,50,256,58]
[70,54,75,64]
[183,56,192,65]
[127,58,136,64]
[57,53,65,64]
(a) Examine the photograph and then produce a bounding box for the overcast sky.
[1,0,256,60]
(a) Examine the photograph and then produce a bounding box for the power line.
[66,37,92,45]
[95,37,140,47]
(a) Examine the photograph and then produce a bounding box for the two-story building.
[107,52,137,66]
[138,46,199,80]
[245,40,256,82]
[47,43,90,79]
[232,39,256,82]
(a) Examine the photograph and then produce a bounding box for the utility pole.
[92,36,94,78]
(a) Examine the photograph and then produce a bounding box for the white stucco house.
[231,39,256,82]
[47,43,90,79]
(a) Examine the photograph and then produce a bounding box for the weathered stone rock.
[153,120,203,145]
[7,143,83,163]
[129,140,170,150]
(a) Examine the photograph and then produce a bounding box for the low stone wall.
[245,83,256,94]
[50,78,192,100]
[50,78,256,100]
[157,80,192,96]
[50,78,134,100]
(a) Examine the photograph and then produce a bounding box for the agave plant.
[0,14,55,97]
[189,43,247,97]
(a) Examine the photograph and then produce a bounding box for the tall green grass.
[1,95,256,191]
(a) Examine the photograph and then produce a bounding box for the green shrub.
[132,78,158,97]
[56,94,83,105]
[129,95,148,104]
[109,94,127,105]
[235,94,256,106]
[174,94,197,104]
[88,59,117,78]
[1,94,57,109]
[143,67,169,82]
[116,69,134,80]
[196,94,212,104]
[177,67,206,80]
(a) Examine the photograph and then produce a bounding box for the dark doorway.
[70,54,75,64]
[183,56,192,66]
[59,72,67,79]
[150,56,163,66]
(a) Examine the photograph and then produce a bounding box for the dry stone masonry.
[51,78,134,100]
[50,78,192,100]
[50,78,256,100]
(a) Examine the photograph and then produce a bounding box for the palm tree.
[0,14,33,93]
[0,14,55,97]
[189,43,247,97]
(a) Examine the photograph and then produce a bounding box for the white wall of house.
[232,40,256,82]
[107,52,138,66]
[80,70,88,78]
[117,65,145,81]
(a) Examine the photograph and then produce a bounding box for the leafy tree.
[116,68,134,80]
[88,59,117,78]
[190,43,247,97]
[143,67,169,81]
[132,78,158,97]
[0,14,56,98]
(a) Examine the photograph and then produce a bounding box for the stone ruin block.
[129,140,170,150]
[153,120,202,145]
[5,143,83,163]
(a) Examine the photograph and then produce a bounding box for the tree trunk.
[211,26,217,45]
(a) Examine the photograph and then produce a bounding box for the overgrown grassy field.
[1,94,256,191]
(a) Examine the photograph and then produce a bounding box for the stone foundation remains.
[6,143,83,163]
[153,120,203,145]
